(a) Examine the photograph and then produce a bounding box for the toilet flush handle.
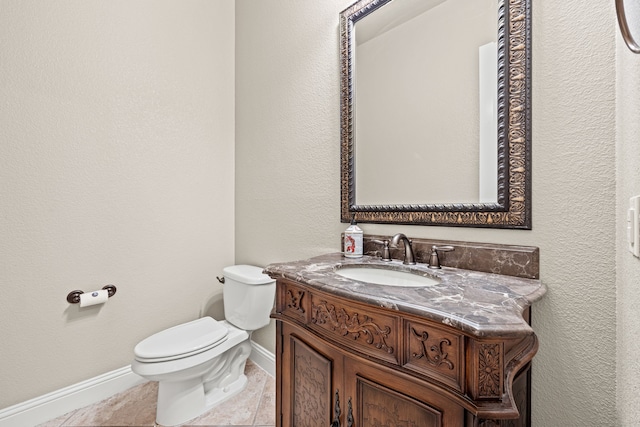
[216,276,225,284]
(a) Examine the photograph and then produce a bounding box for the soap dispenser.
[344,217,363,258]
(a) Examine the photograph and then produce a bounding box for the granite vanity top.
[265,253,546,338]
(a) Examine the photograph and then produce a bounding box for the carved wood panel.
[358,379,441,427]
[309,293,399,364]
[344,357,465,426]
[469,341,504,400]
[478,343,502,398]
[403,320,464,391]
[291,336,332,427]
[279,281,308,322]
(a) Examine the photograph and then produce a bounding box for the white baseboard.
[0,366,146,427]
[0,344,275,427]
[249,340,276,377]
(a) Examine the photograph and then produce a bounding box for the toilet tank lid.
[223,265,274,285]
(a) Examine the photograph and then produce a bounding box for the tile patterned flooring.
[36,360,275,427]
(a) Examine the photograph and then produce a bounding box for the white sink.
[335,267,439,287]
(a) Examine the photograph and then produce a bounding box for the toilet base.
[204,372,248,409]
[156,372,249,426]
[153,337,252,426]
[156,377,205,426]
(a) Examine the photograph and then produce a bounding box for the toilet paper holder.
[66,285,117,304]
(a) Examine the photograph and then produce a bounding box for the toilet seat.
[134,317,228,363]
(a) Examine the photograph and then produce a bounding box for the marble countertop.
[265,253,546,338]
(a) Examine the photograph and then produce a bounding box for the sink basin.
[335,267,439,287]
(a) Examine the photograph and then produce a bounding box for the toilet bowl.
[131,265,276,426]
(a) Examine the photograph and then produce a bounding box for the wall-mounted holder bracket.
[66,285,117,304]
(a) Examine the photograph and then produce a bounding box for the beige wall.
[0,0,235,408]
[616,22,640,425]
[236,0,620,425]
[235,0,353,353]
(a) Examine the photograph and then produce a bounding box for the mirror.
[340,0,532,228]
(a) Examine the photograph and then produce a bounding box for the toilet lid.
[134,317,228,362]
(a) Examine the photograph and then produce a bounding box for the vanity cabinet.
[272,277,537,427]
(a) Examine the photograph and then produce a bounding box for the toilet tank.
[222,265,276,331]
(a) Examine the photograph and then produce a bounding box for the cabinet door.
[280,323,343,427]
[344,357,465,427]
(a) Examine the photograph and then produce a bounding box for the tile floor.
[36,360,275,427]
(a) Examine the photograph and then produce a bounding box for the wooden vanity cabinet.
[278,322,465,427]
[273,277,537,427]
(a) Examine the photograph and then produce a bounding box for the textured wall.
[235,0,353,353]
[236,0,619,425]
[616,21,640,425]
[0,0,235,408]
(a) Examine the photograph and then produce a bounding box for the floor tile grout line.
[250,377,269,426]
[55,408,78,427]
[249,361,274,427]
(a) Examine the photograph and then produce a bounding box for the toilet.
[131,265,276,426]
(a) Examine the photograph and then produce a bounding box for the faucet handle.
[371,239,392,261]
[428,245,454,269]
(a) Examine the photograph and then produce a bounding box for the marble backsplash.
[360,234,539,279]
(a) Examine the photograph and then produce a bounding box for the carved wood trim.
[410,327,454,370]
[286,288,306,315]
[311,300,394,355]
[478,343,503,398]
[403,320,463,391]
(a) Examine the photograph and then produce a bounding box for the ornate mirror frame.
[340,0,532,229]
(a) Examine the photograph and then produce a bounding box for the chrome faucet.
[390,233,416,265]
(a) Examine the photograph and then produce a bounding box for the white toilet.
[131,265,276,426]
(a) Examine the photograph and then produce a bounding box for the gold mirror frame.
[340,0,532,229]
[616,0,640,53]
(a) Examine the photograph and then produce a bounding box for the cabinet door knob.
[346,397,354,427]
